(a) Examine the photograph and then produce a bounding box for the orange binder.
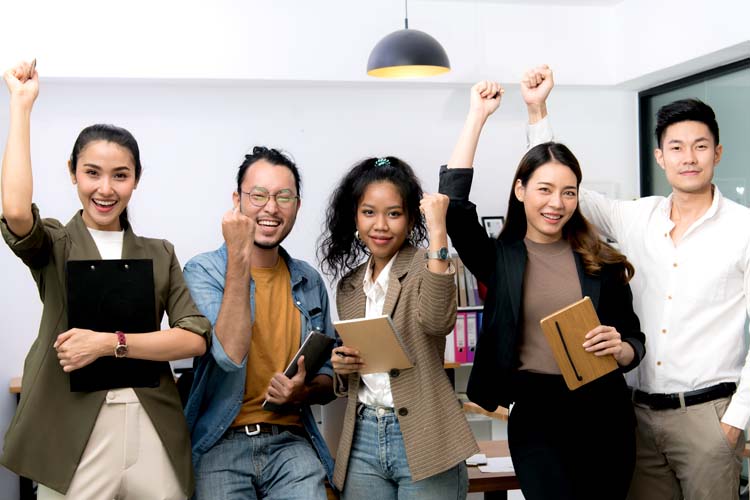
[539,296,618,390]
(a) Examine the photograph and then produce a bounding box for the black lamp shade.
[367,29,450,78]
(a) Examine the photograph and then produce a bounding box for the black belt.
[229,423,305,437]
[632,382,736,411]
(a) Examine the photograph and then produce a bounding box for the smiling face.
[70,140,138,231]
[356,181,410,272]
[514,161,578,243]
[233,159,300,250]
[655,120,722,197]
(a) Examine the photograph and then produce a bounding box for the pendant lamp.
[367,0,450,78]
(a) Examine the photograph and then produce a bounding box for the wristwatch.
[425,247,449,260]
[114,331,128,358]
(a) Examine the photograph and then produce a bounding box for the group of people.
[1,59,748,500]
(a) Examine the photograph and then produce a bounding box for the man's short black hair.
[655,98,719,148]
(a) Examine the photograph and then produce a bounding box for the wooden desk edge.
[463,401,509,421]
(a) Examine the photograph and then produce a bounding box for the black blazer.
[439,166,645,411]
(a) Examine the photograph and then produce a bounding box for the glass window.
[639,59,750,206]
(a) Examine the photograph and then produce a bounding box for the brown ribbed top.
[519,237,582,374]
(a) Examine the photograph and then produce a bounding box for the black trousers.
[507,371,636,500]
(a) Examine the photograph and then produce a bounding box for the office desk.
[469,440,520,500]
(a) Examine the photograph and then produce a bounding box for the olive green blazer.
[0,205,210,495]
[332,245,479,489]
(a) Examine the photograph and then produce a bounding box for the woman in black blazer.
[437,80,645,500]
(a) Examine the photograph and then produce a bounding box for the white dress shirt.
[357,253,399,408]
[528,117,750,429]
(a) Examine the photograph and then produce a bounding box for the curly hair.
[318,156,427,281]
[500,142,634,283]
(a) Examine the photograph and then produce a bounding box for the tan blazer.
[0,205,210,495]
[332,245,478,489]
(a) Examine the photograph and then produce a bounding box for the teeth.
[542,214,562,220]
[258,220,280,227]
[94,200,116,206]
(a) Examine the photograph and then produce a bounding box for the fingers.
[331,346,364,374]
[54,329,76,349]
[294,355,307,379]
[473,80,503,99]
[583,325,621,353]
[522,65,552,89]
[419,193,449,215]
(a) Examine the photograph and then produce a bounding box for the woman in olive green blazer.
[1,61,210,498]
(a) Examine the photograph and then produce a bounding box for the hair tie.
[374,157,390,168]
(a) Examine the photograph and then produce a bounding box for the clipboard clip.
[555,321,583,382]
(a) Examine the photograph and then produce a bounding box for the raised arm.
[440,81,503,284]
[2,61,39,237]
[213,207,256,364]
[521,64,553,125]
[447,80,503,170]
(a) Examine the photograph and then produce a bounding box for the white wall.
[0,0,742,495]
[0,79,636,495]
[1,0,747,86]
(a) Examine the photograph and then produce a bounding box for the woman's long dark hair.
[500,142,634,282]
[318,156,427,282]
[69,124,143,230]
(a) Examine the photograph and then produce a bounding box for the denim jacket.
[183,244,335,481]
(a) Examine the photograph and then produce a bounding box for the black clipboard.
[66,259,164,392]
[262,332,335,413]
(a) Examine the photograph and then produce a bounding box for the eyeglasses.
[240,188,299,207]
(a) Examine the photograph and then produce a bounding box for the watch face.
[438,247,449,259]
[115,344,128,358]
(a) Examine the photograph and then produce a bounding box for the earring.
[355,230,361,241]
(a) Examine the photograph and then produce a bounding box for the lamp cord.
[404,0,409,29]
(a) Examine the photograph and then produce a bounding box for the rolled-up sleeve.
[417,259,458,337]
[1,204,55,270]
[183,257,246,372]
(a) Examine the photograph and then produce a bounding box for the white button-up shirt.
[529,117,750,429]
[357,253,398,407]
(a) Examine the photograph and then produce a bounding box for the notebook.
[333,315,412,374]
[262,331,335,412]
[539,296,618,390]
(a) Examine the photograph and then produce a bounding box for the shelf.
[444,362,473,369]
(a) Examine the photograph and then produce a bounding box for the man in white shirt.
[522,65,750,499]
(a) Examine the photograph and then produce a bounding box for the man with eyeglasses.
[183,146,336,499]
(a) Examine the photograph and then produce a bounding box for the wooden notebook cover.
[539,296,617,390]
[334,315,413,374]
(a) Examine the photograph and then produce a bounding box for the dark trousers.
[508,371,636,500]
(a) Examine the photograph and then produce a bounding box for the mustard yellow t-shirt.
[232,257,302,427]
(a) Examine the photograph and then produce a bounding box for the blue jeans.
[341,404,468,500]
[194,426,327,500]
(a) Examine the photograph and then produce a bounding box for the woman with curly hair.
[319,157,478,499]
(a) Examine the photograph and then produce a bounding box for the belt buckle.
[244,424,261,436]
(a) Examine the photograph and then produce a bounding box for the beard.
[254,240,280,250]
[253,225,293,250]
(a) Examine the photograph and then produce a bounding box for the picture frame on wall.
[481,216,505,239]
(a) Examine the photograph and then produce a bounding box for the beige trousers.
[627,396,744,500]
[37,388,184,500]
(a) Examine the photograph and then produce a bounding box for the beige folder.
[539,296,618,390]
[334,315,413,374]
